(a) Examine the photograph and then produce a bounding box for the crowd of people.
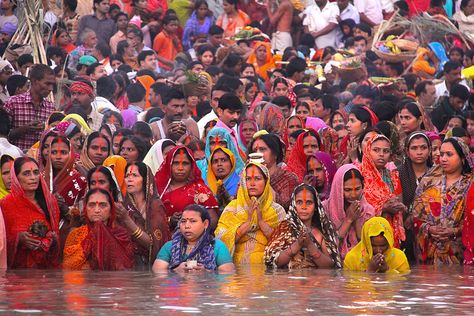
[0,0,474,274]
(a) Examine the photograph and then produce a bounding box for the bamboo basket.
[373,47,417,63]
[334,66,366,82]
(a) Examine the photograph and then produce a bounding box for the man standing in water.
[265,0,293,53]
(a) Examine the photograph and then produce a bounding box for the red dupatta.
[155,146,218,217]
[286,129,324,182]
[0,159,60,268]
[360,134,405,247]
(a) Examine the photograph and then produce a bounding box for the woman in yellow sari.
[215,162,286,264]
[344,217,410,273]
[247,41,276,82]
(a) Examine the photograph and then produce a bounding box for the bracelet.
[135,229,144,240]
[132,227,141,237]
[132,227,143,239]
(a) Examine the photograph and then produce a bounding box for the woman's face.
[179,210,208,242]
[245,165,266,198]
[296,105,310,121]
[252,139,277,168]
[449,50,463,62]
[467,118,474,137]
[371,234,389,255]
[69,133,82,153]
[171,151,193,183]
[255,45,267,62]
[303,135,319,156]
[120,139,139,163]
[187,95,199,109]
[287,117,303,136]
[211,149,233,180]
[89,171,111,191]
[343,176,363,204]
[331,113,345,128]
[288,136,296,152]
[306,157,325,190]
[209,135,227,152]
[86,192,111,223]
[399,108,420,134]
[1,160,12,191]
[294,188,315,224]
[245,84,257,102]
[111,59,123,70]
[407,137,430,165]
[361,131,378,153]
[50,141,70,170]
[200,51,214,66]
[88,137,109,165]
[431,139,441,164]
[346,113,366,137]
[196,2,208,18]
[41,135,55,163]
[440,142,463,174]
[58,31,70,46]
[273,82,288,97]
[125,164,143,195]
[241,66,255,77]
[241,121,257,144]
[447,117,464,130]
[223,0,235,14]
[369,139,391,170]
[464,0,474,16]
[17,161,40,192]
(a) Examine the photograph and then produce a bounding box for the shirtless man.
[265,0,293,53]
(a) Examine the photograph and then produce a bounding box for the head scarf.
[308,152,337,201]
[197,127,245,180]
[80,133,112,173]
[322,164,375,258]
[121,109,138,129]
[70,81,94,97]
[206,146,240,197]
[247,41,275,81]
[215,162,286,264]
[169,207,217,270]
[256,104,285,136]
[264,184,342,269]
[61,114,93,135]
[238,118,259,149]
[318,126,340,161]
[343,217,410,273]
[136,75,154,109]
[305,117,327,132]
[283,115,305,146]
[142,139,176,174]
[44,137,77,194]
[286,129,324,182]
[361,106,379,127]
[0,155,13,198]
[103,155,128,195]
[360,134,405,246]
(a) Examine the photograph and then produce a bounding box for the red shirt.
[153,31,182,71]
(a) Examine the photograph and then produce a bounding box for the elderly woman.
[344,217,410,273]
[0,157,60,269]
[215,162,286,264]
[413,137,474,265]
[265,184,342,269]
[152,204,235,273]
[63,188,135,270]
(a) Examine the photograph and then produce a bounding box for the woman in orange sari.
[0,157,60,269]
[216,0,250,42]
[247,41,275,82]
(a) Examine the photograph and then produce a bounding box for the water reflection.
[0,266,473,314]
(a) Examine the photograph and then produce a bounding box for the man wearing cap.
[76,55,98,78]
[3,64,55,151]
[0,0,18,30]
[0,59,13,105]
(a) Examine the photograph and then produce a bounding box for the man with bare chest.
[265,0,293,53]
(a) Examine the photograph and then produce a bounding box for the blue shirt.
[157,239,233,268]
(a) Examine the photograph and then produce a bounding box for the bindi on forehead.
[128,164,138,176]
[302,187,308,208]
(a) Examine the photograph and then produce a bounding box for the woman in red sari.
[286,129,324,182]
[63,188,135,270]
[44,136,87,207]
[0,157,60,269]
[155,146,219,230]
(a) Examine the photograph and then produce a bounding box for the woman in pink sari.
[323,164,374,259]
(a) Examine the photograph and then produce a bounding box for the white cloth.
[380,0,395,13]
[336,4,360,47]
[197,110,218,138]
[302,2,339,49]
[142,139,174,174]
[92,96,120,113]
[435,79,469,99]
[271,31,293,53]
[0,15,17,29]
[354,0,383,25]
[0,138,23,157]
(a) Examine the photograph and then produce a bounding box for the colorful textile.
[215,163,286,264]
[206,146,240,197]
[103,155,128,195]
[360,134,405,247]
[463,183,474,265]
[0,159,60,269]
[322,164,374,258]
[0,155,13,199]
[256,104,285,137]
[270,167,299,211]
[343,217,410,273]
[310,152,337,201]
[216,9,251,42]
[155,146,218,217]
[286,130,324,182]
[247,41,276,82]
[264,184,342,269]
[182,12,214,50]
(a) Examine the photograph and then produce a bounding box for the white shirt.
[435,79,469,99]
[354,0,383,25]
[92,96,120,114]
[0,137,23,157]
[302,1,339,49]
[337,4,360,47]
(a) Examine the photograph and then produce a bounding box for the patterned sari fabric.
[282,115,305,148]
[360,134,405,248]
[264,184,342,269]
[343,217,410,273]
[270,167,299,211]
[155,146,219,217]
[322,164,375,259]
[63,195,135,270]
[0,159,60,269]
[103,155,128,195]
[412,139,474,264]
[308,152,337,201]
[286,130,324,182]
[463,184,474,265]
[247,41,276,82]
[256,104,286,137]
[215,163,286,264]
[123,165,171,268]
[207,147,240,198]
[44,139,87,207]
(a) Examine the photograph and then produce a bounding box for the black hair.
[451,126,470,138]
[125,161,148,193]
[64,0,78,11]
[293,184,321,230]
[385,62,404,76]
[405,132,433,167]
[448,115,468,130]
[183,204,211,224]
[272,96,292,109]
[289,129,305,140]
[350,105,374,127]
[48,112,66,126]
[50,135,71,152]
[163,14,179,25]
[95,42,112,58]
[114,11,128,22]
[401,73,418,91]
[65,105,88,122]
[162,88,185,105]
[342,168,365,188]
[132,121,153,139]
[188,60,204,71]
[119,135,150,162]
[449,47,465,59]
[443,138,472,174]
[398,101,422,118]
[372,101,397,121]
[0,154,14,168]
[116,40,130,56]
[17,54,34,67]
[444,60,462,73]
[6,75,28,96]
[415,80,435,97]
[320,94,338,112]
[0,108,10,136]
[29,64,54,81]
[218,93,242,111]
[96,76,117,99]
[144,107,164,123]
[450,83,470,101]
[86,131,111,151]
[250,133,284,164]
[14,157,50,222]
[137,50,156,66]
[355,23,372,36]
[208,25,224,36]
[102,111,123,128]
[286,58,306,78]
[86,62,103,76]
[126,82,146,103]
[273,77,289,91]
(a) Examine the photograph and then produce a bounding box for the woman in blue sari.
[182,0,215,51]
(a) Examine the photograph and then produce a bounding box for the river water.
[1,266,474,315]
